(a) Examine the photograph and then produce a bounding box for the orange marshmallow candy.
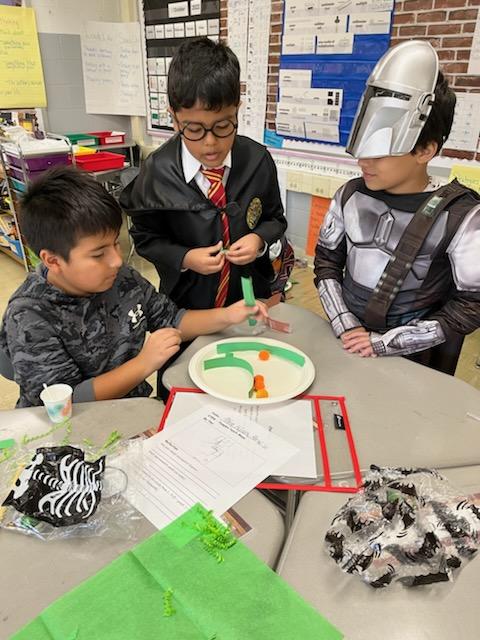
[254,375,265,390]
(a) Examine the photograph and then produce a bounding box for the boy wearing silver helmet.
[314,40,480,374]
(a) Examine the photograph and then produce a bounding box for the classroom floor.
[0,226,479,410]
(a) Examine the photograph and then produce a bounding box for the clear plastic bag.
[325,465,480,588]
[0,439,143,541]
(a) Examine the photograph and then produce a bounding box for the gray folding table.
[277,466,480,640]
[0,398,285,637]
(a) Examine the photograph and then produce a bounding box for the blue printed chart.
[275,0,393,148]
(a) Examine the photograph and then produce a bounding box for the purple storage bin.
[6,153,70,171]
[9,166,46,183]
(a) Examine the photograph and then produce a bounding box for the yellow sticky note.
[0,6,47,108]
[449,165,480,194]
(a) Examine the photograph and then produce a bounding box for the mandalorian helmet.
[346,40,439,159]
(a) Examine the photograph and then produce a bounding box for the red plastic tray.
[88,131,125,145]
[159,387,363,494]
[75,152,125,172]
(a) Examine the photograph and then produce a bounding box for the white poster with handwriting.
[81,21,146,116]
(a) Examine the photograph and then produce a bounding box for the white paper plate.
[188,337,315,405]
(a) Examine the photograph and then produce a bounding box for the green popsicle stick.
[216,341,305,367]
[240,275,257,327]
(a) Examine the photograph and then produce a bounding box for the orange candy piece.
[255,388,269,399]
[254,375,265,390]
[258,350,270,361]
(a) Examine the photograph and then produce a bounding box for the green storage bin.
[65,133,99,146]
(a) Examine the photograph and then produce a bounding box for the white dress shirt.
[181,140,231,195]
[180,140,268,257]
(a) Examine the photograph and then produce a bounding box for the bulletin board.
[140,0,221,132]
[276,0,393,148]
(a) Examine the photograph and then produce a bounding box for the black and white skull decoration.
[2,446,105,527]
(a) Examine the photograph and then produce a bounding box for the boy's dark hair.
[168,37,240,112]
[414,71,456,155]
[20,165,122,261]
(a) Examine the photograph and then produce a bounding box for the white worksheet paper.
[164,393,317,478]
[120,406,298,530]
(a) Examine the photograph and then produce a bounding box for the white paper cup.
[40,384,73,423]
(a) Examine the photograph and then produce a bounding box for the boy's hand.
[137,328,182,374]
[224,299,269,325]
[341,327,376,358]
[226,233,264,265]
[182,241,224,274]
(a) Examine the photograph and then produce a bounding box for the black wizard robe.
[120,134,287,309]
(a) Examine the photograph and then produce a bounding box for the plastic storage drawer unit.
[5,153,70,172]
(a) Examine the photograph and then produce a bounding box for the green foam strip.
[216,342,305,367]
[0,438,15,450]
[240,276,256,306]
[203,354,254,379]
[240,275,257,327]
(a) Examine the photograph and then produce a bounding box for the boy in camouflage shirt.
[0,167,266,407]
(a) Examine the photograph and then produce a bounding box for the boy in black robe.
[120,37,289,310]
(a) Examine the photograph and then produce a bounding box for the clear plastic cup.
[40,383,73,423]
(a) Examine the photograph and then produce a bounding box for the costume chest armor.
[344,191,448,291]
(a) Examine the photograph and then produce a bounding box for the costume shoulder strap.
[363,179,473,330]
[340,177,363,209]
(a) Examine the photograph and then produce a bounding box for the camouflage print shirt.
[0,265,185,407]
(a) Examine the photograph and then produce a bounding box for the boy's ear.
[39,249,64,273]
[413,141,438,165]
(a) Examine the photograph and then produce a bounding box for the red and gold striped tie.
[201,167,230,307]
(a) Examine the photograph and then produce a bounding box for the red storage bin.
[88,131,125,145]
[75,152,125,172]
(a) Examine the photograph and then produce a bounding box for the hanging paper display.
[141,0,221,132]
[275,0,394,147]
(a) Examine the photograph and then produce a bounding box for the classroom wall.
[135,1,480,259]
[253,0,480,257]
[263,0,480,158]
[27,0,132,136]
[38,33,131,135]
[391,0,480,161]
[28,0,122,35]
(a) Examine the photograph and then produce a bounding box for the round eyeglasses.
[177,118,238,141]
